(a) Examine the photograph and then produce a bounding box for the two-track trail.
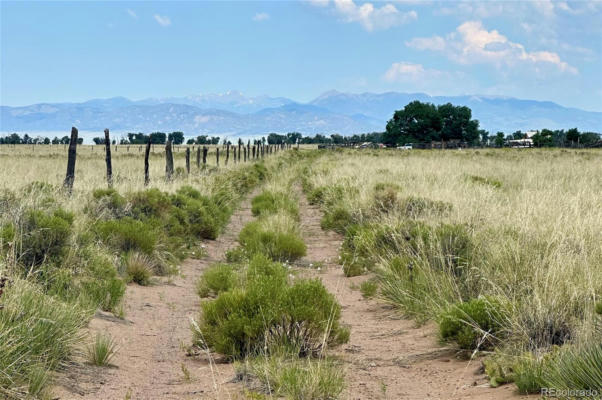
[53,193,259,400]
[296,190,528,400]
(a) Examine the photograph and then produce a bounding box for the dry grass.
[304,148,602,355]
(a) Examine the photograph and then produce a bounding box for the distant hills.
[2,90,601,139]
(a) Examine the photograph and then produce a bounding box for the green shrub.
[595,301,602,315]
[225,247,248,263]
[129,188,172,219]
[238,220,306,262]
[513,354,548,394]
[90,188,127,217]
[360,280,378,298]
[94,217,158,254]
[197,263,239,297]
[321,206,353,234]
[75,250,125,312]
[342,262,365,277]
[19,208,74,267]
[124,252,154,285]
[196,255,345,358]
[400,196,452,218]
[251,191,299,218]
[307,186,326,205]
[438,297,508,350]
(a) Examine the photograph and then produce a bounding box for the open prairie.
[1,145,600,399]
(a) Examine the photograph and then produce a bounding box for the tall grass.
[0,146,288,397]
[302,148,602,391]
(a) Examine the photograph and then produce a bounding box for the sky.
[1,0,602,111]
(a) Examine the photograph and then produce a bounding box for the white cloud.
[126,9,138,20]
[154,14,171,27]
[253,12,270,22]
[406,21,577,74]
[310,0,417,31]
[384,61,446,82]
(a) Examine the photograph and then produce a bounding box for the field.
[0,145,600,399]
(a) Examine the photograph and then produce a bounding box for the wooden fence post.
[247,141,250,161]
[104,129,113,188]
[63,127,78,194]
[144,138,151,186]
[196,147,201,169]
[238,141,241,162]
[233,146,237,164]
[185,147,191,175]
[226,144,230,166]
[252,145,256,159]
[216,147,220,166]
[165,140,174,181]
[243,146,247,162]
[202,146,207,165]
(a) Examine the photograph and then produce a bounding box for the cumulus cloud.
[406,21,577,74]
[384,61,447,82]
[126,9,138,19]
[154,14,171,27]
[253,12,270,22]
[309,0,417,31]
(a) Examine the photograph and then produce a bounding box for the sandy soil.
[54,187,530,400]
[53,193,257,400]
[296,191,529,400]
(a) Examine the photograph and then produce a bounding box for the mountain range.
[2,90,601,140]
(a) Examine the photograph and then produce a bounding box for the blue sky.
[1,0,601,111]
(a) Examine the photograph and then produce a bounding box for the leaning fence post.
[165,140,174,181]
[185,147,191,175]
[144,138,151,186]
[63,127,78,194]
[104,129,113,188]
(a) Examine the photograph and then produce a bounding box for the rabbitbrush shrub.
[439,297,508,350]
[196,255,346,358]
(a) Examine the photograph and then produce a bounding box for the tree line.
[0,133,83,145]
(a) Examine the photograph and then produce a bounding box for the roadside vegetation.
[302,148,602,395]
[0,146,274,399]
[192,156,349,399]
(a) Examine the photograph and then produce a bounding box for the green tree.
[438,103,479,144]
[168,131,184,145]
[566,128,579,145]
[149,132,166,144]
[494,132,505,147]
[384,101,442,146]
